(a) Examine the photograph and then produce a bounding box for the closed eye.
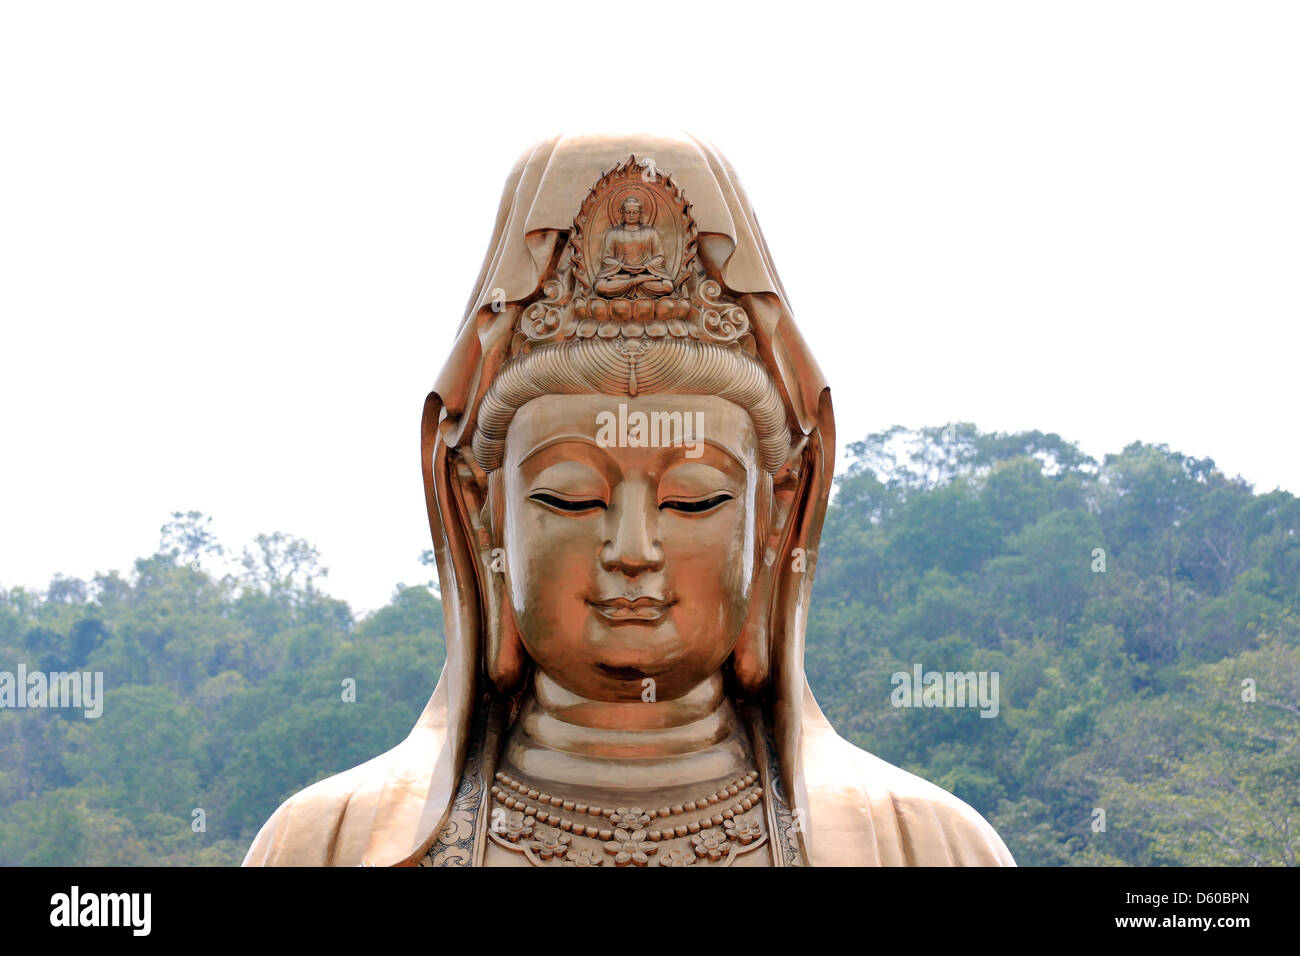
[529,491,606,513]
[660,494,734,514]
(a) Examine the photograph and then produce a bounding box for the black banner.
[0,865,1286,943]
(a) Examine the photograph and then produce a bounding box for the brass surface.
[243,133,1016,867]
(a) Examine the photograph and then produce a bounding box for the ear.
[731,436,809,696]
[449,449,528,694]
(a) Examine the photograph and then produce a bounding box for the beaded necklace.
[487,768,768,867]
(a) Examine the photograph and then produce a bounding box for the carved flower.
[724,815,762,846]
[530,829,572,861]
[657,848,696,867]
[563,847,604,868]
[501,810,534,843]
[609,807,651,830]
[691,828,730,862]
[604,827,658,867]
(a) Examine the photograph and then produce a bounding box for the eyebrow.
[516,433,604,468]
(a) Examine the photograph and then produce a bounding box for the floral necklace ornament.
[486,769,769,867]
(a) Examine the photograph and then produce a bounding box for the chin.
[582,617,683,664]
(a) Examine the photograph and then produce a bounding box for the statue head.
[466,337,797,704]
[619,196,643,225]
[419,135,835,834]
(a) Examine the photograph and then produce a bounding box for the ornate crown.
[512,156,751,354]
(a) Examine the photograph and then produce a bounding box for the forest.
[2,424,1297,866]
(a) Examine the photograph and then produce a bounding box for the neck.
[498,669,754,799]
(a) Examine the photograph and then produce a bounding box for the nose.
[600,482,664,576]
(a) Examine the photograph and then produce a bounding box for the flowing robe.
[243,679,1014,866]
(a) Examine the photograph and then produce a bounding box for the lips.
[587,595,675,624]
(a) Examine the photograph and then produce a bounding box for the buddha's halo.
[470,337,791,474]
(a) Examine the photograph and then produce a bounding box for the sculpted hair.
[470,337,791,473]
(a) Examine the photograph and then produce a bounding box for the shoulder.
[801,725,1015,866]
[241,755,387,867]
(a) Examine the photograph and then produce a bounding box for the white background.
[2,1,1297,612]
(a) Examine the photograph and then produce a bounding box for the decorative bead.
[536,811,549,823]
[723,809,735,820]
[687,821,701,834]
[589,807,601,817]
[656,807,671,819]
[562,800,574,811]
[524,806,537,817]
[560,819,572,831]
[575,804,587,815]
[572,824,586,836]
[550,796,563,807]
[711,814,724,826]
[727,785,739,796]
[648,830,662,841]
[674,825,688,838]
[527,789,540,799]
[598,829,612,841]
[671,805,684,815]
[684,801,697,812]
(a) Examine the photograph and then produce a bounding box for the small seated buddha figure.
[242,132,1016,868]
[593,196,675,298]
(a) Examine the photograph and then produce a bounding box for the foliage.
[0,522,445,866]
[806,424,1299,866]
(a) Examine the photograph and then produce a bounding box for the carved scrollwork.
[694,277,750,346]
[517,269,574,346]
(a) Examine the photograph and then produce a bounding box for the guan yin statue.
[244,133,1016,867]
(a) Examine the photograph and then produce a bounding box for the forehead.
[505,394,757,468]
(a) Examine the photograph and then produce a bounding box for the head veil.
[408,132,835,866]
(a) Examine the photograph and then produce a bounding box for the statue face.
[621,202,642,224]
[500,393,761,703]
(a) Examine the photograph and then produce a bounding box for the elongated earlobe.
[731,442,806,696]
[451,451,528,694]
